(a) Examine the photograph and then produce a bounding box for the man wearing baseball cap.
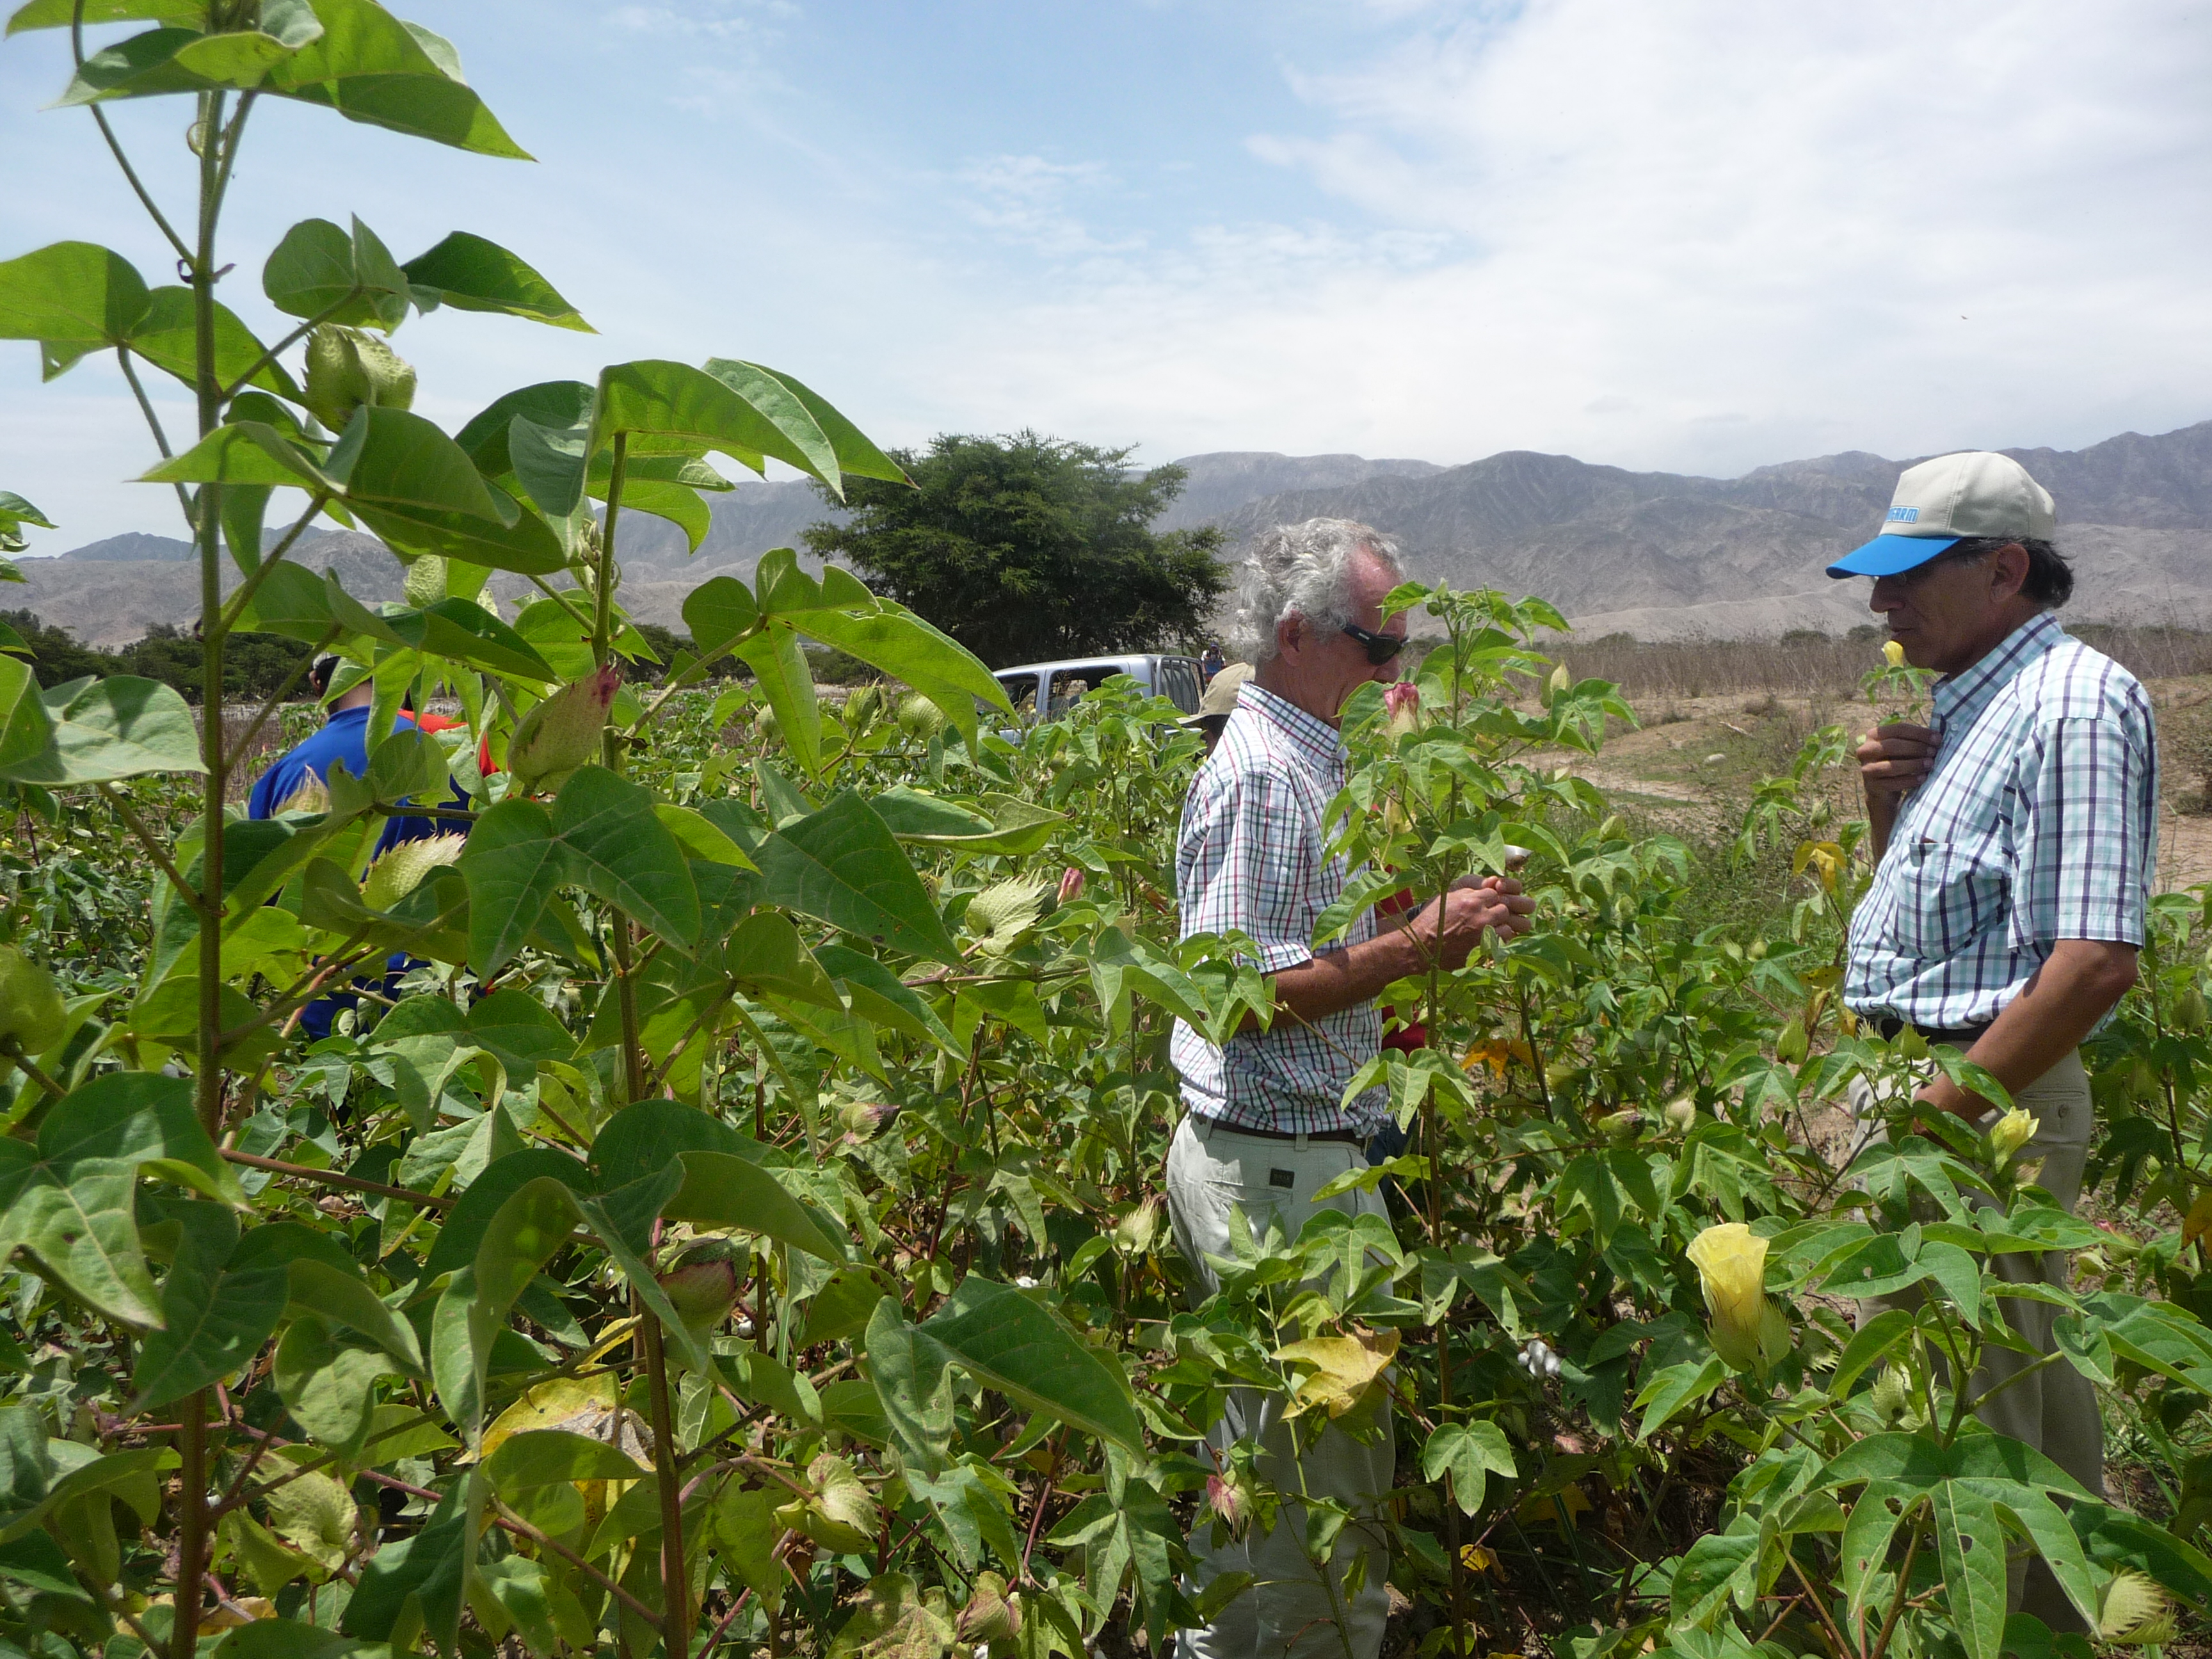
[1831,451,2159,1628]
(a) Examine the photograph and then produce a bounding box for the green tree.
[803,431,1228,668]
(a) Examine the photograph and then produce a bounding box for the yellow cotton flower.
[1686,1222,1791,1375]
[1988,1108,2039,1167]
[1882,640,1906,668]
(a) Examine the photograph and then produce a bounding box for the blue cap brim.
[1825,534,1960,579]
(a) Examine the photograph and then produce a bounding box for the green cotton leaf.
[1836,1480,1919,1619]
[684,358,842,493]
[0,1445,175,1546]
[752,789,961,965]
[263,215,411,331]
[504,415,587,518]
[403,232,592,332]
[1419,1421,1518,1516]
[616,477,710,550]
[550,764,701,949]
[129,1226,288,1411]
[453,380,595,480]
[0,241,149,346]
[712,1485,786,1600]
[483,1430,646,1496]
[737,620,822,776]
[5,2,209,35]
[0,1071,236,1329]
[1971,1479,2103,1630]
[1831,1306,1916,1395]
[814,943,960,1057]
[138,422,335,493]
[918,1277,1146,1457]
[661,1150,850,1265]
[464,990,575,1084]
[781,597,1012,751]
[376,597,556,683]
[458,797,565,977]
[326,405,515,525]
[342,1480,474,1651]
[422,1150,596,1278]
[588,358,831,479]
[125,288,305,399]
[2071,1500,2212,1611]
[1631,1356,1724,1442]
[257,0,531,161]
[0,657,54,775]
[700,359,907,485]
[1669,1525,1759,1628]
[588,1098,750,1190]
[274,1318,397,1457]
[285,1259,422,1374]
[863,1297,956,1477]
[353,498,568,578]
[56,24,294,101]
[1934,1479,2008,1659]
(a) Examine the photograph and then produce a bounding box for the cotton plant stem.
[1,1042,66,1101]
[639,1310,693,1653]
[218,1147,456,1210]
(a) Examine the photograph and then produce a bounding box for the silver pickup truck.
[990,653,1206,723]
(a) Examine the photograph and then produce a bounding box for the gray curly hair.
[1226,518,1404,665]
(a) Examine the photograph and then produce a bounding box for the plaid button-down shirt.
[1171,683,1387,1134]
[1845,613,2159,1032]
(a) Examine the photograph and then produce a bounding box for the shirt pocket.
[1893,840,2007,959]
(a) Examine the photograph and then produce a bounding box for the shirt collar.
[1931,611,2067,732]
[1236,681,1347,768]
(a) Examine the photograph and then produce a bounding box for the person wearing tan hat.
[1831,450,2159,1630]
[1182,659,1253,757]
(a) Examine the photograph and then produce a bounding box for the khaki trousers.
[1848,1048,2103,1630]
[1165,1116,1395,1659]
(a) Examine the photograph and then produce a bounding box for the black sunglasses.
[1342,622,1408,666]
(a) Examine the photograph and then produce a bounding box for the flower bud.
[843,685,884,732]
[403,555,449,609]
[0,945,66,1055]
[1987,1107,2039,1167]
[1057,865,1087,906]
[2177,986,2208,1032]
[1882,640,1906,668]
[507,667,620,796]
[1686,1222,1791,1375]
[1382,679,1422,739]
[897,692,947,742]
[303,323,416,433]
[361,832,465,911]
[1206,1472,1252,1535]
[1597,1108,1642,1141]
[1663,1097,1699,1135]
[274,771,330,816]
[956,1571,1022,1644]
[753,704,781,745]
[656,1238,746,1329]
[1775,1015,1809,1066]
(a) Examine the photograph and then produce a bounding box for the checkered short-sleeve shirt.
[1845,613,2160,1031]
[1171,684,1387,1134]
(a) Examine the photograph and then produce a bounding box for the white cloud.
[895,0,2212,475]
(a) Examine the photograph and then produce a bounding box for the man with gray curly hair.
[1166,517,1535,1659]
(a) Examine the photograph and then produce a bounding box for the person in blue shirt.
[248,657,467,1038]
[246,657,458,854]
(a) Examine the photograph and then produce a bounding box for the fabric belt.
[1190,1117,1367,1147]
[1871,1016,1991,1048]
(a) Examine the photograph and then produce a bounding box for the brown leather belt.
[1194,1118,1366,1146]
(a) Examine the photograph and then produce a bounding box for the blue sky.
[4,0,2211,549]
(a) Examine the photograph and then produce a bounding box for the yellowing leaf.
[1276,1329,1399,1419]
[263,1466,355,1576]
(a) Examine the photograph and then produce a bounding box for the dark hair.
[308,655,340,695]
[1944,536,2074,609]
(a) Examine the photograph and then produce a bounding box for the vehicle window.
[1043,664,1121,716]
[1164,661,1199,712]
[997,673,1041,721]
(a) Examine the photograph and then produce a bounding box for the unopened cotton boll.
[507,667,620,796]
[304,323,415,431]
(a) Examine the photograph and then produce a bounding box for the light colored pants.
[1848,1048,2103,1630]
[1165,1116,1395,1659]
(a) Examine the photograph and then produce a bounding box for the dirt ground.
[1539,673,2212,889]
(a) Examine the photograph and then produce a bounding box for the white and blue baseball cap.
[1826,450,2056,579]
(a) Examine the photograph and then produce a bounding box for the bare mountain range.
[13,421,2211,647]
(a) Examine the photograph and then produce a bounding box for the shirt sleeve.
[1178,768,1320,974]
[2010,715,2152,949]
